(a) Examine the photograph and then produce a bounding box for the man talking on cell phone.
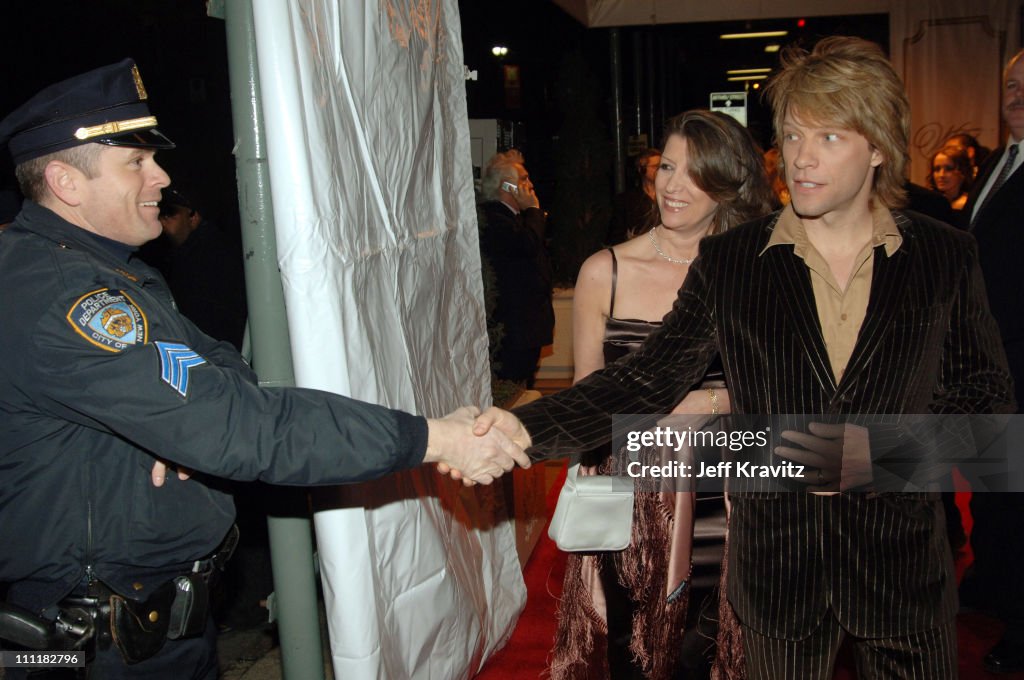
[477,149,554,389]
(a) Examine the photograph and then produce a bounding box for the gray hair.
[480,149,524,201]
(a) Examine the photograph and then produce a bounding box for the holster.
[166,574,209,640]
[108,579,174,664]
[107,524,236,661]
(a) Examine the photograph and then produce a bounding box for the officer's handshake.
[0,58,527,679]
[426,406,532,485]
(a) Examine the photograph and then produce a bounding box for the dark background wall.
[1,1,239,231]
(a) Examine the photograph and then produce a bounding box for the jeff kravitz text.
[627,459,806,479]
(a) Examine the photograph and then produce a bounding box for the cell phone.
[501,181,519,195]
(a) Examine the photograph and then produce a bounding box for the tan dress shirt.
[761,204,903,383]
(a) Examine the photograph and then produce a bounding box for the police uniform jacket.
[0,201,428,612]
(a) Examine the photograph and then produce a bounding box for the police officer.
[0,59,528,678]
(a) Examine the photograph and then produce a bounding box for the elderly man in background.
[961,47,1024,675]
[478,149,554,389]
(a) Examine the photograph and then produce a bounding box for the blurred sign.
[627,133,649,156]
[710,92,747,127]
[504,64,521,109]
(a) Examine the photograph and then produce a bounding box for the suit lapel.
[837,215,912,393]
[967,144,1024,231]
[764,245,838,393]
[972,165,1024,234]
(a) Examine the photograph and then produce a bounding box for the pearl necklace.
[648,226,694,264]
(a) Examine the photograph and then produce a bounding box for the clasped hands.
[426,406,532,486]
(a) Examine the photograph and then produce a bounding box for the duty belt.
[0,524,239,663]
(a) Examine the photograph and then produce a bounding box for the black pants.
[599,554,646,680]
[969,491,1024,637]
[600,559,719,679]
[600,495,726,679]
[742,611,957,680]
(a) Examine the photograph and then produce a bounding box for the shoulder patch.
[154,342,206,397]
[66,288,148,352]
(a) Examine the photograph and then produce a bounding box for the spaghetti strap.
[608,247,618,319]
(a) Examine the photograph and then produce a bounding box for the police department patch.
[66,288,148,352]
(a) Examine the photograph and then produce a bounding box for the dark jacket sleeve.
[930,235,1015,416]
[870,233,1016,488]
[24,296,428,486]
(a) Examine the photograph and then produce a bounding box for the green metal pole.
[222,2,326,678]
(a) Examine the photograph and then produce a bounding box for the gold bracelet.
[707,388,719,415]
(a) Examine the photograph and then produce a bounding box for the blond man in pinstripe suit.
[473,37,1015,679]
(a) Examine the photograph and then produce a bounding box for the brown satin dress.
[549,249,728,680]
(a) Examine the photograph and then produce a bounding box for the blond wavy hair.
[765,36,910,209]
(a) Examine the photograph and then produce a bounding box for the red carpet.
[476,471,1024,679]
[477,465,567,679]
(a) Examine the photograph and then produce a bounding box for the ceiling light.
[728,75,769,82]
[726,68,772,75]
[765,44,781,53]
[720,31,788,40]
[491,45,508,57]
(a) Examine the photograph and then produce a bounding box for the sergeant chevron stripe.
[155,342,207,397]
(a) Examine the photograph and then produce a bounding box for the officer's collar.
[15,200,139,264]
[80,226,137,263]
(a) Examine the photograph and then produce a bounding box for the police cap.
[0,58,175,166]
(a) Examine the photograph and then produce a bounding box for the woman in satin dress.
[549,110,774,680]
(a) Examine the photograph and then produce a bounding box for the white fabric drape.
[251,2,525,678]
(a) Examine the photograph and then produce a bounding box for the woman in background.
[549,110,774,680]
[927,145,973,214]
[763,146,790,208]
[607,148,662,245]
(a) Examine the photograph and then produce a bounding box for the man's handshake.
[425,406,532,486]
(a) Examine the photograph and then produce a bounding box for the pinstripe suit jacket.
[516,209,1014,640]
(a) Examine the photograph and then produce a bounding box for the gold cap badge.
[131,64,148,101]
